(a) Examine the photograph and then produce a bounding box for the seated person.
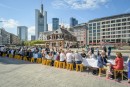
[87,51,96,59]
[97,51,108,68]
[74,50,83,64]
[111,52,124,70]
[110,52,124,81]
[45,52,53,60]
[66,50,73,63]
[81,50,87,58]
[60,50,66,62]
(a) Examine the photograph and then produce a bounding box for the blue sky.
[0,0,130,40]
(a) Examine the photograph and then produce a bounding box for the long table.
[82,58,127,71]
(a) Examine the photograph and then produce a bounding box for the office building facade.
[72,23,87,47]
[52,18,59,31]
[17,26,28,41]
[70,17,78,27]
[0,28,21,45]
[88,13,130,46]
[35,4,48,40]
[31,35,36,41]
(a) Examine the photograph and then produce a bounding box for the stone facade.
[39,28,77,48]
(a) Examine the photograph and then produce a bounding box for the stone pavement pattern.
[0,57,130,87]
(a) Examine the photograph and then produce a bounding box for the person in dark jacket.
[97,51,108,68]
[108,46,111,57]
[127,56,130,83]
[27,50,33,61]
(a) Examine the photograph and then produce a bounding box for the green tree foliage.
[24,40,44,46]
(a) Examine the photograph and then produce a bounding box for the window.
[102,25,105,28]
[93,33,96,36]
[102,22,105,24]
[89,31,92,33]
[116,19,121,22]
[97,26,100,29]
[122,18,126,22]
[117,23,121,26]
[122,23,126,25]
[97,23,100,25]
[89,27,92,30]
[93,30,96,33]
[111,20,115,23]
[106,21,110,24]
[93,27,96,29]
[89,24,92,27]
[111,24,115,27]
[97,30,100,32]
[128,18,130,21]
[93,23,96,26]
[127,22,130,25]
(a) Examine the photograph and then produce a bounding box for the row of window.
[102,22,130,28]
[101,18,130,24]
[102,34,130,38]
[89,18,130,27]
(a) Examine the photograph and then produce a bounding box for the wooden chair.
[114,70,124,80]
[76,64,83,72]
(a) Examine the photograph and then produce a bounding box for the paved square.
[0,57,129,87]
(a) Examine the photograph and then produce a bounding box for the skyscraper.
[31,35,35,41]
[17,26,28,41]
[52,18,59,31]
[70,17,78,27]
[35,4,48,40]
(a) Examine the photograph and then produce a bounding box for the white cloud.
[0,18,19,29]
[52,0,109,10]
[28,26,35,40]
[48,24,52,31]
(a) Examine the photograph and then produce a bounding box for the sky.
[0,0,130,40]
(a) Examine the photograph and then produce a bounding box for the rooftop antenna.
[41,0,43,14]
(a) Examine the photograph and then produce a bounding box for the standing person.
[108,46,111,57]
[127,56,130,83]
[103,46,107,53]
[91,47,94,54]
[96,47,100,56]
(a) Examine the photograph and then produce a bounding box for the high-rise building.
[0,28,21,45]
[70,17,78,27]
[52,18,59,31]
[35,4,48,40]
[88,13,130,46]
[17,26,28,41]
[31,35,35,41]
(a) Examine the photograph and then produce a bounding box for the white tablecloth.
[82,58,127,71]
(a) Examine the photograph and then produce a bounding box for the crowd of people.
[0,46,130,83]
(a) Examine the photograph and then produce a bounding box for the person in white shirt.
[66,50,73,63]
[88,51,96,59]
[46,52,52,60]
[74,50,83,64]
[60,50,66,62]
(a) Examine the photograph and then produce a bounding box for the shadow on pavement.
[0,57,33,65]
